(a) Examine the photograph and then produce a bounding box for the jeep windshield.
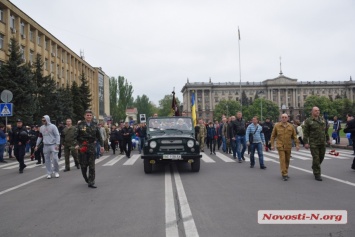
[148,117,193,133]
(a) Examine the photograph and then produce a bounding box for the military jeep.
[141,116,202,173]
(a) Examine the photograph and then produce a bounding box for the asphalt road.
[0,146,354,237]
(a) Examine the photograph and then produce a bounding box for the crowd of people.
[1,108,354,187]
[194,107,355,181]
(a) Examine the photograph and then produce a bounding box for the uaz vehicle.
[141,116,202,173]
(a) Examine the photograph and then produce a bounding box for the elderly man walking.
[270,114,299,181]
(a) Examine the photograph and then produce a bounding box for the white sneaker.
[46,174,51,179]
[54,172,60,178]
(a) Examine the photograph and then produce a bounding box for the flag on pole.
[171,91,179,116]
[191,91,196,127]
[238,27,241,40]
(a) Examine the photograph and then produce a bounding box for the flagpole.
[238,26,242,113]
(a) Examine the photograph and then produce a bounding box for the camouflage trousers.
[64,145,79,170]
[198,136,205,151]
[310,144,326,176]
[79,149,95,185]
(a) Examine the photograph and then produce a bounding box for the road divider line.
[165,166,179,237]
[173,165,200,237]
[103,155,124,166]
[123,154,140,166]
[0,175,47,196]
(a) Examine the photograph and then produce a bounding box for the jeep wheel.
[144,159,153,174]
[191,158,200,172]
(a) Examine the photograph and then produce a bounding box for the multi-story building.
[0,0,110,120]
[181,72,355,121]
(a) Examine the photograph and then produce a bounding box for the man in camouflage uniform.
[303,107,330,181]
[197,119,207,152]
[61,118,80,172]
[74,110,104,188]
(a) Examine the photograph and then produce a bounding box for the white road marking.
[103,155,125,166]
[95,155,110,164]
[2,160,38,169]
[165,166,179,237]
[123,154,140,165]
[215,152,236,162]
[0,175,47,196]
[173,165,200,237]
[201,153,215,163]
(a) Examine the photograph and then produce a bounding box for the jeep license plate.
[163,154,182,160]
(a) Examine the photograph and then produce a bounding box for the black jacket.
[10,126,29,146]
[110,129,120,142]
[262,122,274,137]
[121,127,134,140]
[232,118,246,137]
[344,118,355,140]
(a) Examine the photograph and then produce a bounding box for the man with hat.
[10,119,28,173]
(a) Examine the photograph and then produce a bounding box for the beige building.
[181,72,355,121]
[0,0,110,119]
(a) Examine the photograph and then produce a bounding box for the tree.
[117,76,133,122]
[79,73,91,112]
[71,81,84,123]
[109,77,119,123]
[158,94,181,116]
[0,38,35,124]
[241,90,249,107]
[54,85,74,123]
[303,95,335,119]
[32,54,57,124]
[134,94,156,121]
[243,98,279,122]
[213,99,241,120]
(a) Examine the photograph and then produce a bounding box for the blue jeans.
[96,141,100,158]
[222,136,226,152]
[0,143,5,161]
[139,137,145,153]
[236,135,247,160]
[231,138,237,158]
[348,138,352,146]
[250,142,265,167]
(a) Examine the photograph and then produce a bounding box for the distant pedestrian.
[262,117,273,151]
[303,107,330,181]
[270,114,300,181]
[344,114,355,169]
[121,122,134,158]
[197,119,207,152]
[295,120,304,146]
[10,119,29,173]
[6,125,13,158]
[246,116,267,169]
[346,133,352,146]
[61,118,80,172]
[0,124,7,163]
[232,112,247,161]
[333,116,341,144]
[206,122,216,155]
[35,115,61,179]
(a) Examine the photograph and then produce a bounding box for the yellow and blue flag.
[191,91,196,127]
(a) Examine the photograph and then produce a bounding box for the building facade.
[0,0,110,119]
[181,72,355,121]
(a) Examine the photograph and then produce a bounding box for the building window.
[37,35,41,46]
[29,50,34,63]
[50,61,54,73]
[57,65,60,76]
[0,34,3,49]
[29,30,33,42]
[62,68,64,78]
[44,58,48,70]
[10,15,15,29]
[0,9,3,22]
[215,97,219,103]
[20,22,25,36]
[20,45,25,60]
[45,40,49,50]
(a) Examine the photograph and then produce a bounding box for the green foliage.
[213,99,241,120]
[71,81,84,123]
[241,90,249,107]
[134,94,156,121]
[109,77,119,123]
[0,38,35,125]
[113,76,134,122]
[79,73,91,112]
[158,94,181,116]
[243,98,279,122]
[303,95,336,119]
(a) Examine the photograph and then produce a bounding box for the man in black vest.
[10,119,28,173]
[121,122,134,158]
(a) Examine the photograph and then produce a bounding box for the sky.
[10,0,355,105]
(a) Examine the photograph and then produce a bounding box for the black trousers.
[118,140,124,153]
[110,140,117,154]
[123,139,132,156]
[14,144,26,170]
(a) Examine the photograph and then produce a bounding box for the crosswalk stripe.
[95,155,110,164]
[296,150,349,160]
[215,152,236,162]
[201,153,216,163]
[3,160,38,169]
[123,154,141,165]
[103,155,125,166]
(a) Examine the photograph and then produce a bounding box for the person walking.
[232,112,247,161]
[0,124,8,163]
[333,116,342,144]
[206,122,216,155]
[61,118,80,172]
[35,115,61,179]
[303,107,330,181]
[270,114,300,181]
[74,110,104,188]
[109,125,120,154]
[344,113,355,169]
[121,122,134,158]
[10,119,28,173]
[262,117,273,151]
[6,124,13,158]
[246,116,267,169]
[197,119,207,152]
[295,120,304,146]
[136,123,147,154]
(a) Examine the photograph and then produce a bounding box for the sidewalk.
[331,137,353,151]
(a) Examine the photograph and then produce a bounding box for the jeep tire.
[144,159,153,174]
[191,158,200,172]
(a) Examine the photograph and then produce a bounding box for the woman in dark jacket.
[207,122,217,155]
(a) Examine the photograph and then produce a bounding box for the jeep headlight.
[150,141,157,148]
[187,140,194,148]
